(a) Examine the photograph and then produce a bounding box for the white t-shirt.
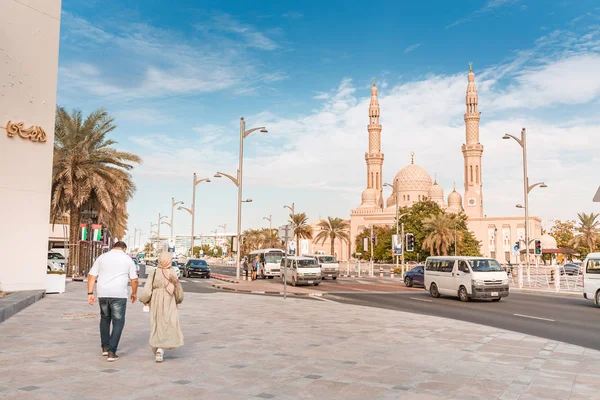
[89,250,137,298]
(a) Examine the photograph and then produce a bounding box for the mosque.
[347,65,543,263]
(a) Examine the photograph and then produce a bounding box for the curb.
[211,284,327,297]
[511,288,584,298]
[210,274,238,284]
[0,290,45,323]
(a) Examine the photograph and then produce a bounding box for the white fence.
[507,264,583,292]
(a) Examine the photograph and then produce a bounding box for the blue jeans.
[99,298,127,354]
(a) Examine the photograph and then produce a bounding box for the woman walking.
[139,252,184,362]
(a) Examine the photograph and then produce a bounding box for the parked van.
[582,252,600,306]
[281,256,322,286]
[424,256,509,302]
[307,254,339,280]
[248,248,285,279]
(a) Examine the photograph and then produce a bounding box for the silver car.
[48,251,66,272]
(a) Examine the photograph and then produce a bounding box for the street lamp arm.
[527,182,547,194]
[159,215,168,222]
[215,171,239,186]
[194,177,211,187]
[243,127,266,139]
[178,206,193,215]
[503,133,523,147]
[161,221,172,227]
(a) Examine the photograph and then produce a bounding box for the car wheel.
[332,276,337,280]
[458,286,470,302]
[404,277,413,287]
[429,283,440,298]
[492,297,502,302]
[207,274,211,279]
[314,282,320,286]
[595,290,600,307]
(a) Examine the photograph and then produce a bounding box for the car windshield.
[412,266,423,273]
[48,253,64,260]
[190,260,208,267]
[265,253,283,264]
[319,256,337,263]
[469,259,504,272]
[171,261,179,267]
[298,259,316,267]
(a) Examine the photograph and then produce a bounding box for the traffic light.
[534,239,542,255]
[406,233,415,252]
[371,235,377,245]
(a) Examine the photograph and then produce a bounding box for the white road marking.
[513,313,555,322]
[313,296,338,304]
[410,297,433,303]
[179,280,188,283]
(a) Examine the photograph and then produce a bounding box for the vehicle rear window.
[586,259,600,274]
[318,256,337,263]
[190,260,208,266]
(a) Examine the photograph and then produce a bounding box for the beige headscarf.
[157,252,179,295]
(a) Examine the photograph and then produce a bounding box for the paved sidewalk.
[2,284,600,399]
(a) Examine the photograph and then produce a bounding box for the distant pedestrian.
[243,257,249,280]
[251,256,258,280]
[139,252,184,363]
[88,241,138,362]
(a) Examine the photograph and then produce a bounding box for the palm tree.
[314,217,350,256]
[422,213,464,256]
[289,212,313,256]
[51,107,141,271]
[569,212,600,252]
[142,242,154,256]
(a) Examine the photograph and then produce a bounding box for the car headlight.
[472,279,485,287]
[502,279,509,285]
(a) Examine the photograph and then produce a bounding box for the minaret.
[365,78,384,208]
[462,63,484,217]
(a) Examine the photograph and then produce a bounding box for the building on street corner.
[349,65,542,263]
[0,1,62,291]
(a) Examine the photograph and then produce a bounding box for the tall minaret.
[462,63,484,217]
[365,78,384,207]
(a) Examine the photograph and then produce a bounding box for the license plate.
[491,292,498,296]
[307,281,313,284]
[328,274,332,277]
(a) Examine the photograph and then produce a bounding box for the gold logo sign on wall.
[5,121,47,142]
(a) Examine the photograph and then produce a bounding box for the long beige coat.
[139,269,184,350]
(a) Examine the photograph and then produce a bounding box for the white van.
[281,256,322,286]
[424,256,509,302]
[248,248,285,279]
[582,252,600,305]
[307,254,339,280]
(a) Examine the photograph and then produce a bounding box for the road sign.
[278,224,292,241]
[513,245,519,251]
[392,234,402,255]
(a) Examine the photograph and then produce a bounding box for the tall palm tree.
[51,107,141,270]
[569,212,600,252]
[422,213,464,256]
[314,217,350,256]
[289,212,313,256]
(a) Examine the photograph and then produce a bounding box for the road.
[329,290,600,351]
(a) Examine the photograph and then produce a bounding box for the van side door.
[437,259,456,295]
[455,260,472,295]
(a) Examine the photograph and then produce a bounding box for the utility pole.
[401,223,405,274]
[263,215,272,248]
[171,197,184,241]
[370,225,374,278]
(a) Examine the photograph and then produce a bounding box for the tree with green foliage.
[314,217,350,255]
[550,220,576,249]
[569,212,600,257]
[289,212,313,255]
[422,213,463,256]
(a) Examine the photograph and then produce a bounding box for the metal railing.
[507,264,583,292]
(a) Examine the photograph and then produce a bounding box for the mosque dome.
[541,233,557,249]
[448,188,463,206]
[360,188,378,206]
[428,181,444,200]
[394,153,432,192]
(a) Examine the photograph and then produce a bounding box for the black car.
[403,265,424,287]
[184,259,211,278]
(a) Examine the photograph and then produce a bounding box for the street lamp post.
[214,118,267,280]
[133,227,141,252]
[157,213,168,252]
[263,215,273,247]
[503,128,547,270]
[150,222,157,253]
[171,197,184,241]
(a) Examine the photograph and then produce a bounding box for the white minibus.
[306,254,339,280]
[248,248,285,279]
[582,252,600,305]
[280,256,322,286]
[424,256,509,302]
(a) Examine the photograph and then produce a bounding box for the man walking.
[88,241,138,362]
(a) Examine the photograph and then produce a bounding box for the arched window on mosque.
[470,165,473,183]
[476,165,479,184]
[407,195,410,201]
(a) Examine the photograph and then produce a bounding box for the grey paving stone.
[343,361,357,365]
[256,394,275,399]
[41,359,56,363]
[173,380,191,385]
[305,375,322,379]
[392,385,410,390]
[101,369,118,373]
[230,364,246,369]
[18,386,41,391]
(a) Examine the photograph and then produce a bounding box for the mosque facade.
[347,66,542,263]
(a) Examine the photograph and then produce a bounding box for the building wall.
[0,0,62,292]
[467,216,543,263]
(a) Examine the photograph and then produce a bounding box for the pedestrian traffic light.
[406,233,415,252]
[534,239,542,255]
[371,235,377,245]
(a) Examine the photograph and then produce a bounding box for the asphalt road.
[328,290,600,350]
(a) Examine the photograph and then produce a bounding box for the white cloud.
[404,43,422,53]
[58,12,283,101]
[282,11,303,19]
[447,0,521,29]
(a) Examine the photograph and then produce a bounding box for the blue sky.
[57,0,600,243]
